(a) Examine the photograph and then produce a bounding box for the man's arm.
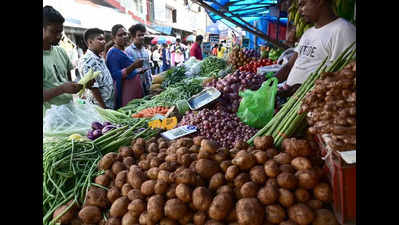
[274,52,298,83]
[43,82,83,102]
[90,88,106,108]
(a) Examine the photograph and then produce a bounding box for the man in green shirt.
[43,6,87,112]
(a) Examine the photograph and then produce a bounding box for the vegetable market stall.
[43,36,356,225]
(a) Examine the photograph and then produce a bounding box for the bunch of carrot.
[131,106,169,118]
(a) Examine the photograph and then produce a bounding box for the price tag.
[338,150,356,164]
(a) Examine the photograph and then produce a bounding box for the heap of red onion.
[205,70,266,113]
[178,108,258,148]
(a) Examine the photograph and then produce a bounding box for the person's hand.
[86,79,96,90]
[62,82,83,94]
[132,59,144,69]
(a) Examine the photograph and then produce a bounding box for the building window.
[172,9,177,23]
[198,6,201,12]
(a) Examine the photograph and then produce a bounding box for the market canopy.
[195,0,289,49]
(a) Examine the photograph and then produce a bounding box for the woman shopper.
[105,24,144,109]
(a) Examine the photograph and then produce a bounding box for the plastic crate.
[315,135,356,225]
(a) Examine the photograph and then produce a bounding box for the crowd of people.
[43,5,204,113]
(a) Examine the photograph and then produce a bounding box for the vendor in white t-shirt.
[275,0,356,97]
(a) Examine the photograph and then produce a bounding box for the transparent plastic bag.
[43,102,105,137]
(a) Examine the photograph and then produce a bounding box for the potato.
[280,164,296,174]
[306,199,323,210]
[141,180,156,196]
[146,152,158,161]
[193,211,207,225]
[150,158,163,168]
[291,157,312,171]
[168,172,177,184]
[164,198,188,220]
[95,174,111,187]
[265,204,286,224]
[127,188,144,202]
[312,209,338,225]
[70,217,84,225]
[112,162,127,175]
[197,149,211,159]
[295,188,310,203]
[282,138,312,158]
[250,165,267,184]
[121,183,133,196]
[296,169,319,190]
[146,167,160,180]
[53,204,76,224]
[166,183,178,199]
[132,143,145,157]
[157,137,167,144]
[106,186,121,203]
[158,170,171,183]
[119,146,134,158]
[177,137,194,147]
[193,136,205,146]
[266,148,279,158]
[240,181,258,198]
[254,150,268,164]
[313,183,332,202]
[264,160,281,177]
[128,199,145,216]
[201,139,218,154]
[115,170,128,189]
[123,157,134,168]
[277,172,298,190]
[85,187,108,208]
[192,186,212,211]
[99,153,118,170]
[196,159,220,179]
[234,173,251,188]
[159,162,174,172]
[159,218,179,225]
[209,173,226,190]
[273,153,292,165]
[106,217,121,225]
[288,203,314,225]
[208,193,234,221]
[225,165,240,181]
[254,136,274,150]
[175,183,191,203]
[232,151,256,170]
[147,142,159,153]
[277,188,294,207]
[110,196,129,218]
[257,185,279,205]
[236,198,264,225]
[154,180,169,195]
[135,138,146,146]
[147,195,165,222]
[78,205,102,224]
[176,168,197,185]
[121,211,138,225]
[104,169,115,179]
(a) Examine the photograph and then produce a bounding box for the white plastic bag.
[43,102,105,137]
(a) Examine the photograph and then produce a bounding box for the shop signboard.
[209,34,219,44]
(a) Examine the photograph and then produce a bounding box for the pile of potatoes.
[56,135,338,225]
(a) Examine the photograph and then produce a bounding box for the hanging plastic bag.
[236,77,278,129]
[43,101,105,137]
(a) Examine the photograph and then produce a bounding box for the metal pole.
[196,0,289,49]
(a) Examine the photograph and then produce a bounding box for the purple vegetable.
[91,122,103,130]
[92,129,102,139]
[102,125,116,134]
[103,121,112,127]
